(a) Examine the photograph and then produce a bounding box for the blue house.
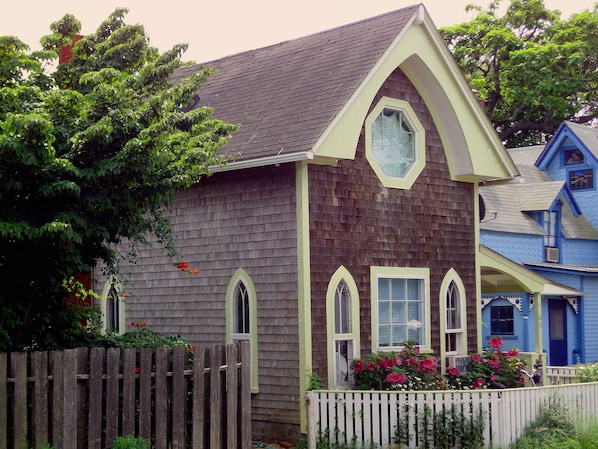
[480,121,598,366]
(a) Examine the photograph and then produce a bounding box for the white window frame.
[326,266,361,389]
[370,266,430,352]
[100,276,125,335]
[440,269,467,360]
[365,97,425,190]
[226,268,259,393]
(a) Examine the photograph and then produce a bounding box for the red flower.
[386,372,407,384]
[447,367,459,377]
[488,356,500,368]
[177,261,189,271]
[471,354,483,363]
[418,358,436,372]
[507,349,519,358]
[366,361,376,371]
[353,360,365,373]
[394,355,403,366]
[489,336,504,349]
[472,377,486,389]
[135,367,140,374]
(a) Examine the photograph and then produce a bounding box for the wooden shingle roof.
[172,5,419,163]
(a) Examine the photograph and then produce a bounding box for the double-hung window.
[372,267,430,351]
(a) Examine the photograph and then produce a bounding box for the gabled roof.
[536,121,598,170]
[174,4,517,181]
[480,144,598,240]
[173,5,419,165]
[516,182,580,216]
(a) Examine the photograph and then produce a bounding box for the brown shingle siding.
[308,68,476,382]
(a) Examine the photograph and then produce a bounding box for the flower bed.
[351,337,526,391]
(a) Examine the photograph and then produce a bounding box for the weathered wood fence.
[0,343,251,449]
[306,381,598,449]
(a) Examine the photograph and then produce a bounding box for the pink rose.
[419,358,436,372]
[353,360,365,373]
[507,349,519,358]
[386,372,407,384]
[471,354,483,363]
[489,337,504,349]
[447,367,459,377]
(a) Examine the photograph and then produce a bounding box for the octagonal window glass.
[372,109,416,179]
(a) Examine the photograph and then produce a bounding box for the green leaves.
[441,0,598,147]
[0,8,237,351]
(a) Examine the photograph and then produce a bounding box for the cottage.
[95,4,518,440]
[480,121,598,367]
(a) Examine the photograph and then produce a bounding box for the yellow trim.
[474,184,483,350]
[296,160,312,433]
[225,268,259,393]
[325,266,361,389]
[100,276,125,335]
[312,7,517,182]
[438,269,467,372]
[365,97,426,189]
[370,266,431,351]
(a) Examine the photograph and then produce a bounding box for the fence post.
[226,344,239,449]
[306,391,317,449]
[62,349,78,449]
[32,351,49,448]
[239,341,251,449]
[209,345,223,449]
[192,346,207,449]
[155,347,168,449]
[12,352,27,449]
[172,347,187,449]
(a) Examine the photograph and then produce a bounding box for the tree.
[440,0,598,147]
[0,8,237,351]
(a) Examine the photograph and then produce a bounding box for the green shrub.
[99,322,192,351]
[574,414,598,449]
[576,362,598,383]
[109,435,149,449]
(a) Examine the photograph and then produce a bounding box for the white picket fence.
[546,365,579,385]
[306,381,598,448]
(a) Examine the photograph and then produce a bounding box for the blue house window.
[543,211,558,248]
[568,168,594,191]
[563,149,584,165]
[490,306,514,335]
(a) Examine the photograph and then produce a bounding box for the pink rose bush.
[351,338,527,391]
[352,342,449,390]
[449,336,526,389]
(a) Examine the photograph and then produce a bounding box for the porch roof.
[480,245,583,296]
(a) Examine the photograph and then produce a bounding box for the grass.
[510,398,598,449]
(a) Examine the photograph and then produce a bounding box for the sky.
[1,0,596,63]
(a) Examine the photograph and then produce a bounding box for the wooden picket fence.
[545,365,579,385]
[306,381,598,449]
[0,343,251,449]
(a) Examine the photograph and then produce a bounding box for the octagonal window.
[366,97,425,189]
[372,109,415,178]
